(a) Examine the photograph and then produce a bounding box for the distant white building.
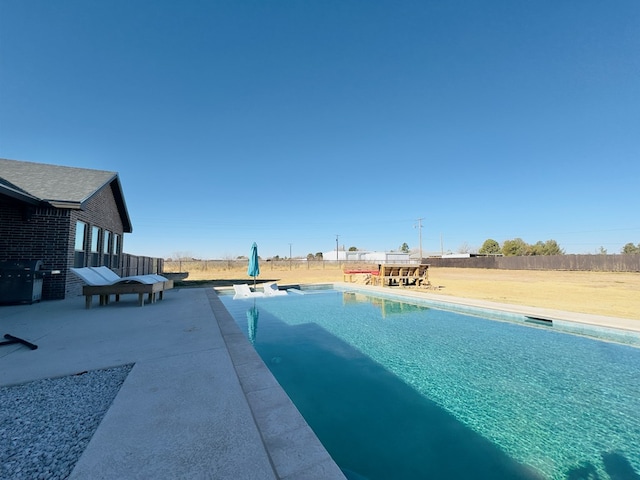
[322,250,413,263]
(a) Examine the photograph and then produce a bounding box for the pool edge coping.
[206,289,347,480]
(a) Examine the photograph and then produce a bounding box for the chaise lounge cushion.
[71,266,169,286]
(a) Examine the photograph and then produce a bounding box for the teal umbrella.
[248,242,260,290]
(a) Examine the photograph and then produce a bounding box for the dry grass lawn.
[169,264,640,321]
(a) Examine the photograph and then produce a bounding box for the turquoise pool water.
[220,289,640,480]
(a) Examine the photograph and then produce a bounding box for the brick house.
[0,158,134,300]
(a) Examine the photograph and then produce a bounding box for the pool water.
[220,289,640,480]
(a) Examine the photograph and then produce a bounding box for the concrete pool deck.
[1,283,638,479]
[0,287,346,480]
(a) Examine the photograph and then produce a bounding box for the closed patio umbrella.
[248,242,260,290]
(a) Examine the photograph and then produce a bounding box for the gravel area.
[0,364,133,480]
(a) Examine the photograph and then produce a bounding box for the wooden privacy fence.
[425,254,640,272]
[121,253,164,276]
[163,255,640,274]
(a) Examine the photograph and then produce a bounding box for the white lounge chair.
[74,266,168,285]
[70,267,173,308]
[233,284,265,299]
[263,282,288,296]
[89,266,168,285]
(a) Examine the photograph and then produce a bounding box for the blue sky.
[1,1,638,259]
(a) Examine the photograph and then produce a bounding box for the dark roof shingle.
[0,158,132,232]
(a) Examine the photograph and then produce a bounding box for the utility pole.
[335,234,340,262]
[289,243,292,270]
[415,218,423,261]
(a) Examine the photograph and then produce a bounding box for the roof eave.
[111,176,133,233]
[0,184,42,206]
[46,200,83,209]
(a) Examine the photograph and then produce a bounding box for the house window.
[113,233,121,269]
[90,226,101,266]
[74,221,87,267]
[103,230,111,267]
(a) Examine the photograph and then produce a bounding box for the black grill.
[0,260,44,304]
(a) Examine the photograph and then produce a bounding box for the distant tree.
[502,238,564,256]
[598,246,608,255]
[399,242,410,253]
[307,253,315,261]
[349,246,358,251]
[502,238,528,256]
[172,251,193,261]
[541,239,564,255]
[622,243,640,254]
[528,241,545,255]
[479,239,501,255]
[315,252,323,259]
[273,255,280,260]
[457,242,471,254]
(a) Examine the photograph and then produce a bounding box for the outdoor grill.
[0,260,45,304]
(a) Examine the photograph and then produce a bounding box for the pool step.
[525,316,554,326]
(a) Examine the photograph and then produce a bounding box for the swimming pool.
[220,288,640,480]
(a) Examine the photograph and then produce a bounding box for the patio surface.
[0,287,346,480]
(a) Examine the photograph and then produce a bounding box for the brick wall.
[65,184,127,298]
[0,198,71,299]
[1,183,127,300]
